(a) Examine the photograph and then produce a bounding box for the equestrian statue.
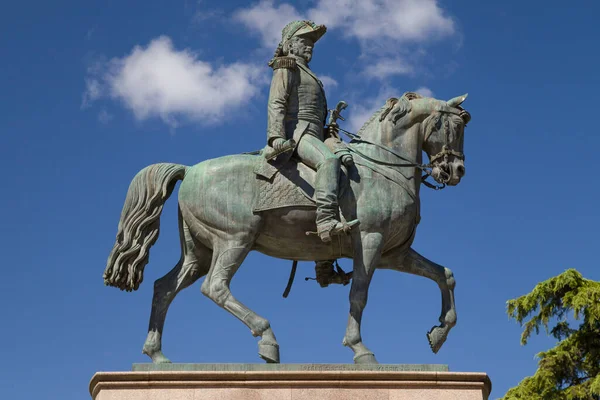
[103,20,472,365]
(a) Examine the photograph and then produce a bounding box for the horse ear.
[447,93,468,108]
[379,97,399,121]
[404,92,422,100]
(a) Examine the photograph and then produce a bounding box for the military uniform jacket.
[266,56,328,147]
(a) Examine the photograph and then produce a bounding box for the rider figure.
[267,20,359,243]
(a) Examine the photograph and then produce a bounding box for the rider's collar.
[293,56,309,67]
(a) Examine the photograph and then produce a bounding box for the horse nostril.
[456,165,465,177]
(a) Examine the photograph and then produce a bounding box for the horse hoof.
[258,341,280,363]
[427,326,448,354]
[354,352,378,364]
[147,351,172,364]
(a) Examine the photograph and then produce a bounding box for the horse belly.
[254,207,348,261]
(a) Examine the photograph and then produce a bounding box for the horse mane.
[356,92,419,137]
[356,103,391,137]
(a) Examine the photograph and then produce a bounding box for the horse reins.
[281,108,466,298]
[337,126,452,191]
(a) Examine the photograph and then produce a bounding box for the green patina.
[103,19,472,366]
[132,363,449,372]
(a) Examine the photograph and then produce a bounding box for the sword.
[263,138,296,161]
[328,100,347,128]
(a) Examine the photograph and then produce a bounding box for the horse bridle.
[423,106,467,161]
[338,106,469,190]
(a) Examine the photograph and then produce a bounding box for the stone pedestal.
[90,364,491,400]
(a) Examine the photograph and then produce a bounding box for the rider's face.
[290,37,314,63]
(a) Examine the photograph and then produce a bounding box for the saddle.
[251,148,347,213]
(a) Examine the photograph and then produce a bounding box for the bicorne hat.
[281,20,327,44]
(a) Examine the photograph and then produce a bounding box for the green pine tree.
[501,269,600,400]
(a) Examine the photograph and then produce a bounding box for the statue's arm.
[267,65,294,147]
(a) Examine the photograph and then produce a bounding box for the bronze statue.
[103,20,471,365]
[266,20,358,243]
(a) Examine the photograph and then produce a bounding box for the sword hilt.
[328,100,348,126]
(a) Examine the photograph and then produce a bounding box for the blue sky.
[2,1,599,399]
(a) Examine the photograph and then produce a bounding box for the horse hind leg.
[201,243,280,363]
[142,220,211,363]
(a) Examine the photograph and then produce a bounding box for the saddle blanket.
[253,157,317,213]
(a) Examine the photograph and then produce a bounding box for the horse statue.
[103,91,471,364]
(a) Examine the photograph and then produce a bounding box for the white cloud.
[319,75,338,91]
[363,57,414,79]
[235,0,454,48]
[82,78,102,108]
[415,87,434,97]
[308,0,454,43]
[347,87,396,132]
[83,36,265,127]
[234,1,455,82]
[233,0,302,48]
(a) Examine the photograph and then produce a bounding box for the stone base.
[90,364,491,400]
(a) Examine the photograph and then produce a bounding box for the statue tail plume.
[103,163,187,292]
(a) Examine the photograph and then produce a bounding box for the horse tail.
[103,163,187,292]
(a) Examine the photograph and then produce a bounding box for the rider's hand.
[272,138,286,151]
[341,154,354,167]
[328,123,340,137]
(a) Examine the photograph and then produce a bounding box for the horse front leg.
[379,246,457,354]
[343,232,383,364]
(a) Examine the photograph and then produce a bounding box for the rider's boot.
[314,157,359,243]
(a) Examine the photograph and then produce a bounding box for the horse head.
[422,94,470,186]
[371,92,470,186]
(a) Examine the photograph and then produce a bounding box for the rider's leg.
[296,134,359,242]
[294,131,334,168]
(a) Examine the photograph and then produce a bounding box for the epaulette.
[270,56,297,70]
